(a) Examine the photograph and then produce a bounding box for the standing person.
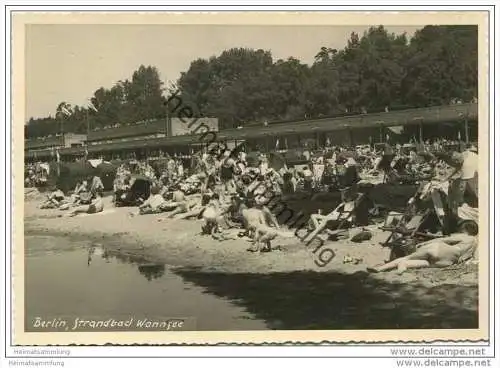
[167,156,176,182]
[236,151,247,174]
[200,154,216,193]
[177,159,184,178]
[448,145,479,214]
[239,150,247,165]
[259,153,269,176]
[282,168,297,194]
[460,145,479,200]
[220,150,237,194]
[338,157,360,202]
[302,164,314,192]
[303,147,311,161]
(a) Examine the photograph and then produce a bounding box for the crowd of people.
[38,174,105,216]
[28,138,479,268]
[25,162,50,188]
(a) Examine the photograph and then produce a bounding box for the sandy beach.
[24,192,477,277]
[23,191,479,330]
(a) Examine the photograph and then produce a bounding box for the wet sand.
[24,193,479,329]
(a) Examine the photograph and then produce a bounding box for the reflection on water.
[24,234,267,331]
[138,265,165,281]
[86,243,165,281]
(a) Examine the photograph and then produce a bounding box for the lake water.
[24,234,268,331]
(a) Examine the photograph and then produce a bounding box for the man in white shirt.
[460,145,478,200]
[448,145,479,215]
[461,146,478,177]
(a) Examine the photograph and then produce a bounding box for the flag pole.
[85,109,89,160]
[60,114,64,138]
[464,116,469,144]
[165,79,170,138]
[86,108,90,136]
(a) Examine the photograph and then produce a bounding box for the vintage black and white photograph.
[19,12,486,344]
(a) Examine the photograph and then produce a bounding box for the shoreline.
[23,196,479,329]
[24,197,478,286]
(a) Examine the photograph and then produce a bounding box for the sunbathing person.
[367,228,478,274]
[161,189,201,219]
[174,192,212,220]
[67,192,104,217]
[70,180,88,203]
[157,187,185,212]
[169,194,205,219]
[307,199,356,241]
[39,187,67,209]
[137,186,166,215]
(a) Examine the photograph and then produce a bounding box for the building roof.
[87,120,167,141]
[25,103,477,159]
[25,135,64,150]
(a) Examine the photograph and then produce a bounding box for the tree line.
[25,25,478,138]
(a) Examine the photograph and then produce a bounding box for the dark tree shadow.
[137,264,166,281]
[173,268,478,330]
[100,248,165,282]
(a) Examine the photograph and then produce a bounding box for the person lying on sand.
[161,187,185,207]
[164,193,201,219]
[67,192,104,217]
[173,192,212,220]
[367,225,478,274]
[137,186,165,215]
[39,187,67,209]
[305,195,360,243]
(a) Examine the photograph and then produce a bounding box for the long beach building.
[24,103,478,162]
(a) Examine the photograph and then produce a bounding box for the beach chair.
[380,209,430,240]
[380,204,446,261]
[304,192,365,244]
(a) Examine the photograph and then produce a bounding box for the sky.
[25,24,423,120]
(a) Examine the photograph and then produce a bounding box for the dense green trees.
[402,25,478,107]
[25,25,478,138]
[25,65,166,138]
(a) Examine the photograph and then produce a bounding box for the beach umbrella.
[245,152,261,167]
[96,162,118,190]
[129,175,154,201]
[52,161,97,193]
[268,152,286,171]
